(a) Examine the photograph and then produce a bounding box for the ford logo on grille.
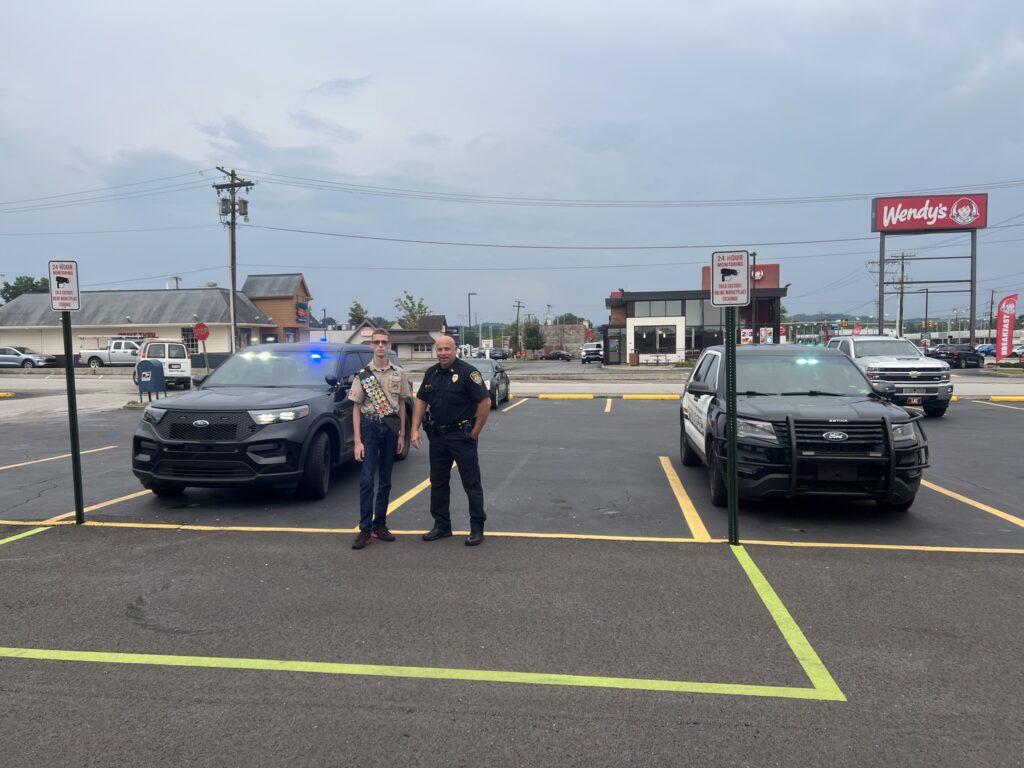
[822,431,848,441]
[192,419,210,428]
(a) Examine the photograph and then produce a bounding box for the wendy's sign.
[871,194,987,233]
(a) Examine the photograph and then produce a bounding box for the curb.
[515,394,1024,402]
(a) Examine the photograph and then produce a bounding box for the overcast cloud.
[1,0,1022,328]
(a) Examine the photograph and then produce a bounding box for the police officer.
[410,334,491,546]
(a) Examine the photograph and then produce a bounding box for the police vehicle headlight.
[736,418,778,444]
[248,405,310,425]
[891,421,919,444]
[143,405,167,424]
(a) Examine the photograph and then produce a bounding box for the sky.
[2,0,1023,330]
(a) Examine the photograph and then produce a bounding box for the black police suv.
[680,345,929,511]
[132,343,413,500]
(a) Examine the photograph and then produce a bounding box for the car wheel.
[876,495,914,512]
[182,379,191,390]
[21,360,35,368]
[88,357,103,369]
[396,409,412,461]
[956,357,966,369]
[296,431,331,500]
[490,390,498,410]
[680,425,700,467]
[923,403,947,418]
[706,438,727,507]
[146,481,185,498]
[132,370,139,385]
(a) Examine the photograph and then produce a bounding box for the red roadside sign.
[194,322,210,342]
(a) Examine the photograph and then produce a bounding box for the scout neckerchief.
[357,363,401,434]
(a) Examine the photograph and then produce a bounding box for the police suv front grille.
[155,411,262,442]
[155,461,254,479]
[874,369,944,382]
[791,420,886,455]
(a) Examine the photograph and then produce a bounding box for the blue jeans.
[359,420,398,532]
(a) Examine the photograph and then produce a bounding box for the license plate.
[817,464,857,482]
[905,396,923,405]
[170,363,181,369]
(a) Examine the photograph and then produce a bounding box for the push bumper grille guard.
[784,415,899,497]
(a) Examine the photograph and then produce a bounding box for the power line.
[0,169,216,206]
[0,180,213,216]
[0,224,220,236]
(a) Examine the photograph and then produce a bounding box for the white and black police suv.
[680,345,929,512]
[132,343,413,500]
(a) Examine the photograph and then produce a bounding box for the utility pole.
[988,289,996,344]
[513,300,524,355]
[214,167,255,354]
[923,288,930,339]
[172,276,182,290]
[897,252,908,337]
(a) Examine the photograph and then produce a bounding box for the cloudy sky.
[2,0,1022,329]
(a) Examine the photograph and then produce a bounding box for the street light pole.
[467,292,477,349]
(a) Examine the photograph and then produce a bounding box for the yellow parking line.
[501,398,527,413]
[921,480,1024,529]
[659,456,711,542]
[604,398,612,413]
[41,489,154,524]
[0,527,50,546]
[0,445,117,472]
[538,394,594,400]
[623,394,680,400]
[991,396,1024,402]
[386,477,431,518]
[970,400,1024,411]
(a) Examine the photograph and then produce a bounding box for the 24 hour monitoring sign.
[48,260,80,311]
[711,251,750,307]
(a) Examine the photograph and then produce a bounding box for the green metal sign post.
[61,311,86,524]
[725,305,739,545]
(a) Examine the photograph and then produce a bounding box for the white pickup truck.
[76,338,141,368]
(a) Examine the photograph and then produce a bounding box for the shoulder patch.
[470,371,483,385]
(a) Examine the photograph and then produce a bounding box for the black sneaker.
[352,530,372,550]
[372,524,396,542]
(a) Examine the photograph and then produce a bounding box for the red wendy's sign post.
[870,193,988,343]
[995,294,1018,362]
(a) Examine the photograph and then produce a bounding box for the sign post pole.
[711,250,751,547]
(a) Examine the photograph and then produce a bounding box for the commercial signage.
[48,260,80,311]
[995,294,1018,362]
[295,302,309,323]
[710,251,750,307]
[701,263,780,290]
[871,194,988,233]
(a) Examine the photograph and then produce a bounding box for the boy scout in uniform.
[349,329,410,549]
[410,335,491,546]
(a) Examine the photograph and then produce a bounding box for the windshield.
[203,349,342,388]
[737,355,872,397]
[470,359,495,375]
[854,340,922,358]
[13,347,38,354]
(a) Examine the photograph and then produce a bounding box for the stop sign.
[194,322,210,342]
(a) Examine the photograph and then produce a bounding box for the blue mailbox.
[136,360,166,394]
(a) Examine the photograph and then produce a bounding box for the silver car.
[0,346,58,368]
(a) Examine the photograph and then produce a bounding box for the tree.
[1,275,49,304]
[348,301,368,326]
[554,312,589,325]
[394,291,431,329]
[369,316,390,328]
[322,316,338,328]
[523,319,544,354]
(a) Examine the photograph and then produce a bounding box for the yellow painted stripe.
[0,527,50,546]
[991,395,1024,402]
[386,477,431,516]
[0,445,117,472]
[0,392,15,398]
[659,456,711,542]
[970,400,1024,410]
[623,394,680,400]
[537,394,594,400]
[604,398,612,413]
[41,489,154,524]
[731,545,845,701]
[0,646,837,700]
[921,480,1024,529]
[501,398,527,413]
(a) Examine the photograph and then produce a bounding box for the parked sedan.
[0,346,58,368]
[540,349,572,361]
[468,358,511,409]
[925,343,985,369]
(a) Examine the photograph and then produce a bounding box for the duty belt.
[426,419,474,435]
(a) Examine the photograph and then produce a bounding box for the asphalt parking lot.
[2,394,1023,766]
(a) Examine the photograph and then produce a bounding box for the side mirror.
[132,350,138,356]
[686,380,713,397]
[325,375,339,388]
[191,375,207,387]
[871,381,896,398]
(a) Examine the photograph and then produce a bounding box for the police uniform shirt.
[349,360,409,416]
[417,357,488,425]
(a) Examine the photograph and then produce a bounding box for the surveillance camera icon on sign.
[720,268,738,282]
[55,276,70,287]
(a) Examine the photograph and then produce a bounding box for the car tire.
[21,360,35,368]
[876,495,914,512]
[88,357,103,369]
[132,370,139,385]
[146,481,185,498]
[490,390,498,410]
[680,425,700,467]
[396,409,412,462]
[956,357,966,369]
[296,431,331,500]
[706,438,727,508]
[923,403,947,418]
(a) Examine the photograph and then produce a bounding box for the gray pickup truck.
[827,335,952,417]
[76,338,141,368]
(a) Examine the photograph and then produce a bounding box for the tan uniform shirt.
[349,360,410,416]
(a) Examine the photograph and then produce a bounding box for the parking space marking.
[40,490,154,525]
[501,398,527,413]
[659,456,711,542]
[970,400,1024,411]
[604,398,612,413]
[538,394,594,400]
[0,527,50,546]
[920,480,1024,529]
[0,445,117,472]
[0,545,843,701]
[623,394,680,400]
[386,476,432,519]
